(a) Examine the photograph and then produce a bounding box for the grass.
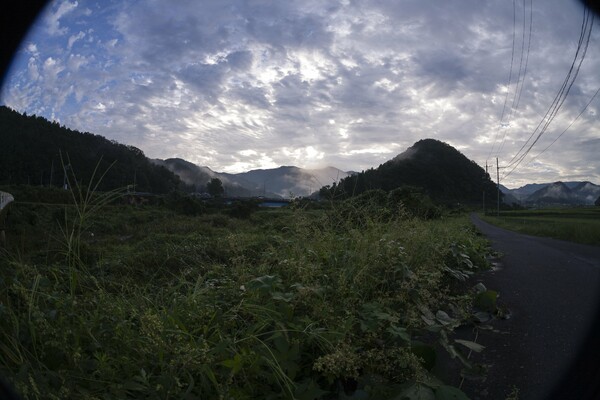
[0,186,498,399]
[480,207,600,246]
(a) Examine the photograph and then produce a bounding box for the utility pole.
[50,159,54,187]
[496,157,500,217]
[63,164,71,190]
[483,161,488,215]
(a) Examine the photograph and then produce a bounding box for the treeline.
[320,139,499,206]
[0,106,182,193]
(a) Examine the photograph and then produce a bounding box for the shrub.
[228,199,259,219]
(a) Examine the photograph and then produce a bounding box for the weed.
[0,191,494,399]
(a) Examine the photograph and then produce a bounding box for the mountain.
[154,158,352,198]
[234,166,352,198]
[571,181,600,204]
[152,158,267,197]
[0,106,181,193]
[527,182,575,204]
[499,185,520,206]
[509,183,550,201]
[501,181,600,206]
[324,138,498,204]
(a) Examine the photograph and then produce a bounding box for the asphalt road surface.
[462,214,600,400]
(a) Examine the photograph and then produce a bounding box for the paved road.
[463,214,600,400]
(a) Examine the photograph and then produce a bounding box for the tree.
[0,106,182,193]
[206,178,224,197]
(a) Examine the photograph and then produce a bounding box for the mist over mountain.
[152,158,268,197]
[501,181,600,206]
[234,166,352,198]
[154,158,352,198]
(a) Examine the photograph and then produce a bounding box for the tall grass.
[58,156,126,296]
[0,193,494,399]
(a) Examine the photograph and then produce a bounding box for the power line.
[513,0,534,113]
[504,11,593,175]
[488,0,518,161]
[498,0,534,156]
[527,85,600,163]
[502,8,594,179]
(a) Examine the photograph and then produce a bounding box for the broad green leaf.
[418,304,436,320]
[271,291,294,302]
[472,311,491,323]
[373,310,399,322]
[449,345,473,369]
[435,310,455,325]
[473,282,487,294]
[247,275,282,292]
[454,339,485,353]
[387,324,411,343]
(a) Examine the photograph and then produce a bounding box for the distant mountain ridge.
[2,105,597,204]
[153,158,352,198]
[502,181,600,206]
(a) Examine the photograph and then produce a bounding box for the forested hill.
[323,139,499,204]
[0,106,181,193]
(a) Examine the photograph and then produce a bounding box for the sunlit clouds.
[1,0,599,187]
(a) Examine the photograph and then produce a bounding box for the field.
[481,207,600,246]
[0,186,497,399]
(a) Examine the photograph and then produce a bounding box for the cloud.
[67,53,88,71]
[67,31,85,50]
[226,50,253,70]
[42,57,64,85]
[27,57,40,81]
[1,0,599,187]
[45,0,78,36]
[26,43,39,56]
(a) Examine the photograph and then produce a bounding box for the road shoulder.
[462,214,600,400]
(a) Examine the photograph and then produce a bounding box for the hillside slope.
[326,139,497,204]
[0,106,181,193]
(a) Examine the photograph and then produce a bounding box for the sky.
[1,0,599,188]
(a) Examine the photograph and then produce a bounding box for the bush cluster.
[0,196,492,399]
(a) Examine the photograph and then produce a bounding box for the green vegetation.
[0,185,498,399]
[206,178,225,198]
[481,208,600,246]
[320,139,498,206]
[0,106,183,193]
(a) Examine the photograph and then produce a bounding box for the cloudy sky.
[1,0,599,188]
